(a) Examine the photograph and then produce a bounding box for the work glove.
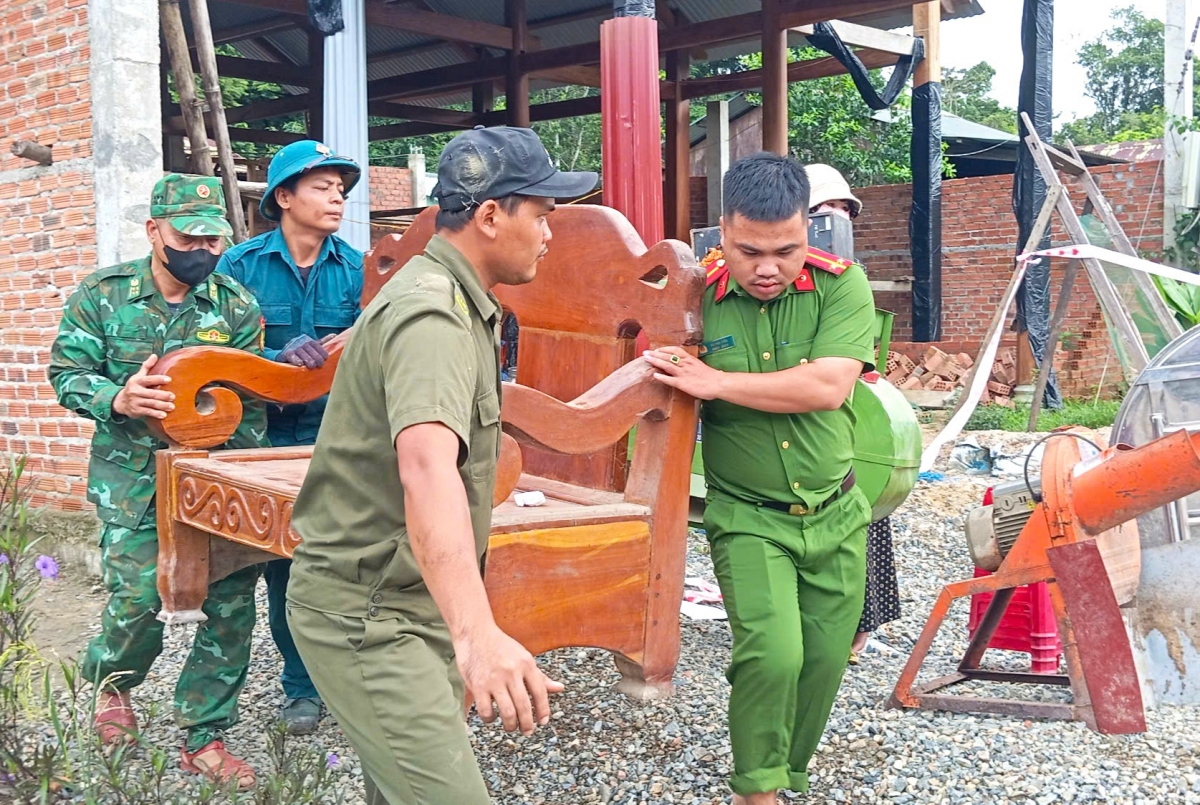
[277,334,329,369]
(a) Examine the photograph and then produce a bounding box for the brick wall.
[689,160,1163,398]
[856,160,1162,397]
[368,165,413,211]
[0,0,95,512]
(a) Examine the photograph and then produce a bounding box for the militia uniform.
[699,246,876,795]
[216,139,364,712]
[48,175,268,754]
[286,235,501,805]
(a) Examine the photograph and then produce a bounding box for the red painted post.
[600,15,664,246]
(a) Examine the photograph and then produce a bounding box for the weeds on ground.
[0,455,348,804]
[964,398,1122,432]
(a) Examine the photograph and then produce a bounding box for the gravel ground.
[34,430,1200,803]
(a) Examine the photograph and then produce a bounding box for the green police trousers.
[705,486,869,796]
[81,522,260,752]
[286,602,491,805]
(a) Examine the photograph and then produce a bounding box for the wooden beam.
[664,48,691,242]
[481,95,601,125]
[761,0,788,155]
[207,17,297,47]
[167,93,312,127]
[307,27,324,140]
[214,54,310,86]
[913,1,941,84]
[530,65,602,88]
[681,49,895,99]
[227,0,526,51]
[473,71,496,114]
[522,41,602,74]
[367,101,477,126]
[777,0,917,29]
[791,19,917,56]
[529,3,609,30]
[227,128,306,146]
[369,119,470,141]
[507,0,531,126]
[366,53,508,100]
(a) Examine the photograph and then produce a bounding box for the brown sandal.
[94,691,137,745]
[180,740,256,790]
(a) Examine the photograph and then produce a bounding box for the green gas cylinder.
[850,375,921,521]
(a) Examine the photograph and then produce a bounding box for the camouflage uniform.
[48,174,269,753]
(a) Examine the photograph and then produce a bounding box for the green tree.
[1056,6,1171,145]
[942,61,1018,133]
[740,48,931,186]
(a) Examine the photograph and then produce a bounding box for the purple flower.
[35,555,58,580]
[0,554,8,565]
[326,753,339,769]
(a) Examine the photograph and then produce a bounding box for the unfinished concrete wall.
[89,0,162,266]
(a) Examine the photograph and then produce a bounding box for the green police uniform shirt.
[287,235,502,622]
[699,246,876,510]
[49,256,269,529]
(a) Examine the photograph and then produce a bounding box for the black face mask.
[161,244,221,287]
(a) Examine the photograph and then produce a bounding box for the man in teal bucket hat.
[217,140,364,734]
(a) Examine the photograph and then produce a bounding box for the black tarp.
[1013,0,1061,408]
[910,81,943,342]
[307,0,344,36]
[807,22,923,110]
[613,0,655,17]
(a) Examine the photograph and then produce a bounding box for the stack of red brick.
[884,346,1019,407]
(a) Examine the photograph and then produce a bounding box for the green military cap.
[149,173,234,237]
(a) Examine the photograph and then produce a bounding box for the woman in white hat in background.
[805,163,900,665]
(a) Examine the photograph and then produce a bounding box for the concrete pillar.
[89,0,164,265]
[408,151,426,207]
[1164,0,1194,252]
[323,0,371,250]
[705,100,730,225]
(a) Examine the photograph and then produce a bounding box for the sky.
[927,0,1174,126]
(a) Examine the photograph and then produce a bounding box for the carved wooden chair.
[149,205,703,698]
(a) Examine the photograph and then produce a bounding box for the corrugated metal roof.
[1077,139,1163,164]
[205,0,988,121]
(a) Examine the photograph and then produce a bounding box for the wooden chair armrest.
[502,360,681,456]
[148,332,350,448]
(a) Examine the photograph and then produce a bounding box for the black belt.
[756,469,856,516]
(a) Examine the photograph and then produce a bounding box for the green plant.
[1153,274,1200,328]
[0,456,350,804]
[964,398,1122,433]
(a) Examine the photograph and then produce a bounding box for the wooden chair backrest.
[362,205,703,491]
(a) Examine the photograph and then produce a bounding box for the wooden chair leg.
[155,520,212,625]
[155,450,211,625]
[614,654,674,701]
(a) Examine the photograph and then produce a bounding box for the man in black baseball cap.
[286,126,596,804]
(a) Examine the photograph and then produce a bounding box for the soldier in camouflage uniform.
[48,174,267,790]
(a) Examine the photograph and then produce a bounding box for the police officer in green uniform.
[645,153,875,805]
[285,126,597,805]
[217,139,364,734]
[48,174,267,790]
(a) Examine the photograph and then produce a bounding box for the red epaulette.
[805,246,853,276]
[793,247,854,292]
[703,248,732,301]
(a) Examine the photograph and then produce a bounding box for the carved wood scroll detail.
[177,473,298,558]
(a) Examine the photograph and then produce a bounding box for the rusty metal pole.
[186,0,249,242]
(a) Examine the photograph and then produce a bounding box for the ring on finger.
[669,354,681,365]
